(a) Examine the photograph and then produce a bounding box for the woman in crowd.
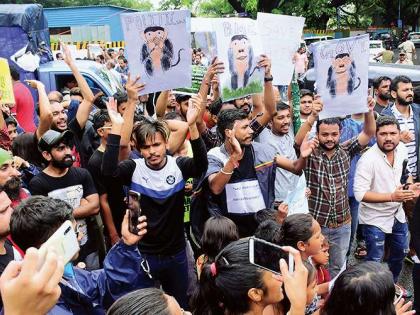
[191,238,308,315]
[321,262,414,315]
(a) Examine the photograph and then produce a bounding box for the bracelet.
[220,168,234,175]
[264,76,273,82]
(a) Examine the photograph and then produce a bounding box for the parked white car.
[369,40,385,62]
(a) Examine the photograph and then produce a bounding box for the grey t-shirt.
[256,128,300,202]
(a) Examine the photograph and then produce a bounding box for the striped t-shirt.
[392,105,417,179]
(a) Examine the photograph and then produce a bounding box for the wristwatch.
[264,76,273,82]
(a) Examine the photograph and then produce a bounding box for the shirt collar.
[392,104,412,118]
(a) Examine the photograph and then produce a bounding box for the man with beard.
[196,55,275,151]
[0,191,19,276]
[299,97,375,278]
[0,149,28,208]
[204,108,318,237]
[46,43,94,168]
[354,116,420,284]
[29,130,100,269]
[256,102,306,204]
[373,76,392,114]
[382,75,420,181]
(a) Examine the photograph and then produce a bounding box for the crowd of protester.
[0,37,419,315]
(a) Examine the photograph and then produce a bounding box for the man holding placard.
[296,96,376,278]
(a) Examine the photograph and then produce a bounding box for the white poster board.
[284,175,309,215]
[257,13,305,86]
[214,18,264,101]
[121,10,192,95]
[311,34,370,119]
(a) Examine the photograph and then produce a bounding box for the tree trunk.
[227,0,245,13]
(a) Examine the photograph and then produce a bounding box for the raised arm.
[357,96,376,146]
[62,42,94,129]
[251,55,276,128]
[26,80,53,140]
[119,74,145,161]
[173,96,208,179]
[276,133,318,175]
[166,119,189,155]
[155,90,170,118]
[197,58,224,126]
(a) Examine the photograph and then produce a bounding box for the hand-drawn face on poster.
[141,26,184,76]
[121,10,191,95]
[312,34,369,119]
[326,53,361,97]
[228,34,255,89]
[215,18,264,102]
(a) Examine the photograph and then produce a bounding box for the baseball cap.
[0,149,13,167]
[38,130,73,152]
[399,51,406,55]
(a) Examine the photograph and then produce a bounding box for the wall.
[44,6,138,41]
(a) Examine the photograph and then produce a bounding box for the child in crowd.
[304,261,320,315]
[279,213,324,261]
[196,216,239,279]
[312,238,331,299]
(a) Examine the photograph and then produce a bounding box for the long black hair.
[191,238,267,315]
[201,216,239,261]
[321,262,396,315]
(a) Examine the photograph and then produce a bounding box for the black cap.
[38,130,73,152]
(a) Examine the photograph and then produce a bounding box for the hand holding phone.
[127,190,141,234]
[38,220,80,268]
[249,237,293,275]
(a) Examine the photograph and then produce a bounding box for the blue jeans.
[136,248,189,309]
[321,223,351,278]
[363,219,409,283]
[348,197,359,251]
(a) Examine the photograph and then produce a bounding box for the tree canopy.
[3,0,419,30]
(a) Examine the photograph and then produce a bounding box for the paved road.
[348,241,414,301]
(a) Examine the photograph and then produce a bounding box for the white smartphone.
[38,220,80,267]
[249,237,294,275]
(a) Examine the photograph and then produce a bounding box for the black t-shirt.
[87,150,125,235]
[207,145,260,237]
[230,145,257,182]
[102,134,208,255]
[28,167,98,258]
[0,240,15,276]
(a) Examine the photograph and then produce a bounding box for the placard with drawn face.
[121,10,191,95]
[214,18,264,102]
[311,34,370,119]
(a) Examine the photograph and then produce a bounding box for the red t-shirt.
[12,82,36,132]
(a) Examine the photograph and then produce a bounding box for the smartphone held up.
[38,220,80,268]
[249,237,294,275]
[128,190,141,234]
